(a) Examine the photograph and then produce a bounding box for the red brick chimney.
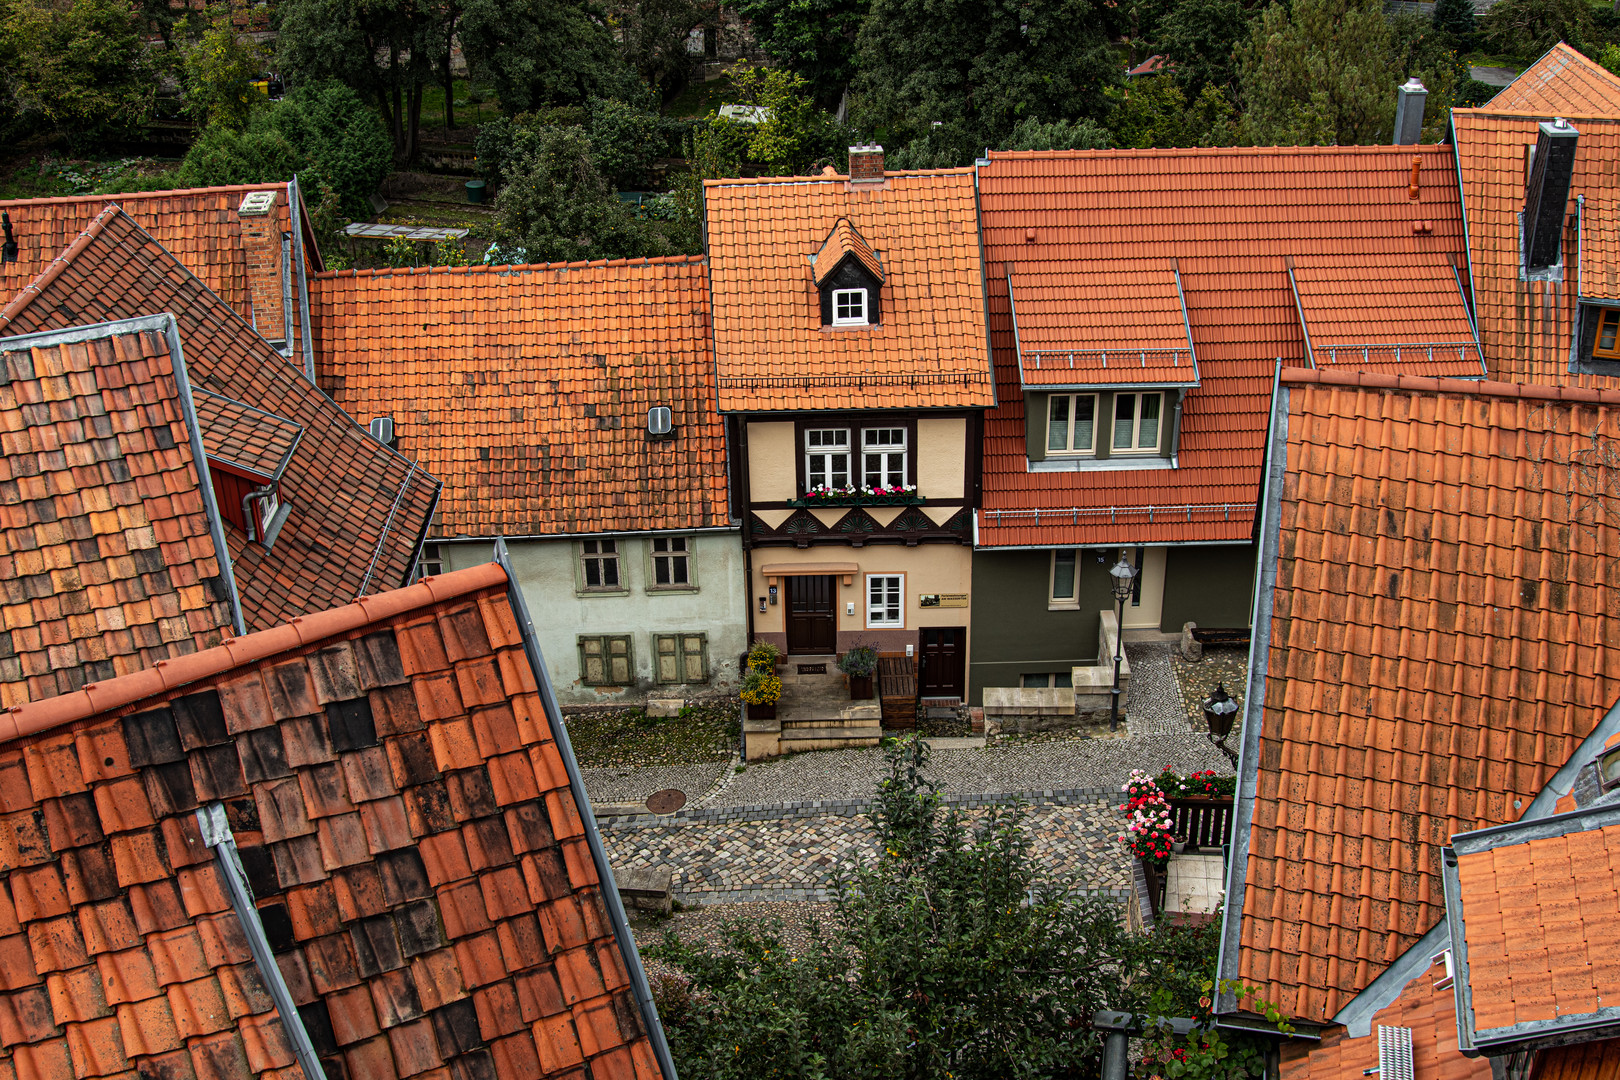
[237,190,288,348]
[848,144,885,184]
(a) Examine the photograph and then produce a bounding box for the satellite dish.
[647,406,672,436]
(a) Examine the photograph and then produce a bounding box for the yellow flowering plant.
[739,667,782,706]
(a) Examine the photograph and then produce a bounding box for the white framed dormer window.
[866,573,904,628]
[862,428,907,488]
[806,428,851,489]
[1113,393,1163,454]
[1047,394,1098,455]
[832,288,868,326]
[1049,549,1079,609]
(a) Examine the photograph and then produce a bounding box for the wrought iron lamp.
[1108,555,1137,732]
[1203,682,1240,765]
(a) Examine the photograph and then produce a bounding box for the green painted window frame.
[653,632,710,684]
[645,535,698,593]
[578,634,634,686]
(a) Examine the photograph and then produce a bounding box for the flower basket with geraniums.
[739,666,782,707]
[1119,768,1176,865]
[746,640,782,672]
[788,483,925,508]
[1154,768,1236,801]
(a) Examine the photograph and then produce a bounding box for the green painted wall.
[967,549,1118,704]
[1159,544,1256,634]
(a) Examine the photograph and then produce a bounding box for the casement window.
[866,574,904,628]
[1049,549,1079,609]
[862,428,907,488]
[1596,309,1620,360]
[832,288,868,326]
[414,542,443,582]
[1021,672,1074,689]
[1047,395,1098,455]
[578,635,633,686]
[1112,393,1163,454]
[805,428,852,489]
[653,632,709,684]
[649,536,693,589]
[580,539,622,590]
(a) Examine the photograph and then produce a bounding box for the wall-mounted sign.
[919,593,969,608]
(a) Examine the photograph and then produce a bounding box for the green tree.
[0,0,155,139]
[654,739,1151,1079]
[1156,0,1253,95]
[1237,0,1397,146]
[733,0,870,108]
[728,61,840,176]
[1388,11,1465,141]
[612,0,715,99]
[492,124,672,262]
[1431,0,1477,52]
[1108,77,1236,147]
[459,0,635,114]
[180,2,266,130]
[589,94,662,188]
[1480,0,1591,60]
[1004,115,1115,150]
[852,0,1119,167]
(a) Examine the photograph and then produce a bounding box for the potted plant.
[740,666,783,719]
[747,640,783,671]
[1171,833,1188,855]
[837,642,879,699]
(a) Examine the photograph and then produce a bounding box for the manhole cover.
[646,789,687,815]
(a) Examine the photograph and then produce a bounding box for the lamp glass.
[1109,557,1137,603]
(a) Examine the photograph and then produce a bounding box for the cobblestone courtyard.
[582,642,1246,905]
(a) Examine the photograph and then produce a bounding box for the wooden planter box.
[747,702,777,720]
[848,674,874,700]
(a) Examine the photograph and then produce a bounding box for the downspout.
[289,175,318,382]
[280,232,294,357]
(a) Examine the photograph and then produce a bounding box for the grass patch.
[416,78,502,138]
[565,703,739,768]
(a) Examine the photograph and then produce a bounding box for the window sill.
[645,585,700,595]
[576,587,630,598]
[1048,600,1080,611]
[867,622,904,630]
[1028,456,1174,474]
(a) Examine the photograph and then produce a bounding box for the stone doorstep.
[782,717,882,730]
[615,867,673,915]
[645,698,685,718]
[781,726,884,742]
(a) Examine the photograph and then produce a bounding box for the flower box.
[787,485,925,509]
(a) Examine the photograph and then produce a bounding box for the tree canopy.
[732,0,870,108]
[0,0,154,140]
[1237,0,1398,145]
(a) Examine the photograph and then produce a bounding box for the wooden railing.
[1168,797,1234,853]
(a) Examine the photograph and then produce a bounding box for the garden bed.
[561,702,738,769]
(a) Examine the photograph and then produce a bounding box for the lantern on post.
[1108,554,1137,732]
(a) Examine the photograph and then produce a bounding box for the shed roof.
[1483,43,1620,116]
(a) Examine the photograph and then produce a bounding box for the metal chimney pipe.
[1394,78,1427,145]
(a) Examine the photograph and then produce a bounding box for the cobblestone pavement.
[599,792,1132,904]
[577,761,732,807]
[1170,645,1249,734]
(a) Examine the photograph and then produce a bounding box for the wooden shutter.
[578,637,605,684]
[680,634,708,683]
[606,636,632,684]
[654,635,680,683]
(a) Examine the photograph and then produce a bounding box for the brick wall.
[238,196,287,344]
[849,145,885,183]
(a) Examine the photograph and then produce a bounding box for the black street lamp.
[1108,554,1137,732]
[1203,682,1240,765]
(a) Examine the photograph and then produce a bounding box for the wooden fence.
[1168,797,1233,853]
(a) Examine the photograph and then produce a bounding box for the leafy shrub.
[836,642,879,677]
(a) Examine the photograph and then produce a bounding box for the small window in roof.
[832,289,868,326]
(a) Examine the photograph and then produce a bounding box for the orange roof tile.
[309,257,728,538]
[812,219,882,286]
[1279,966,1491,1080]
[0,319,235,710]
[194,390,303,481]
[1446,807,1620,1048]
[0,560,671,1079]
[1226,368,1620,1024]
[0,184,320,361]
[1292,261,1484,375]
[1484,43,1620,116]
[1010,262,1199,388]
[704,170,994,412]
[0,208,440,633]
[1579,194,1620,300]
[1453,106,1620,388]
[975,146,1480,548]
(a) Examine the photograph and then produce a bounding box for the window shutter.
[1025,393,1047,462]
[608,636,632,684]
[681,634,708,683]
[655,635,679,683]
[578,637,605,684]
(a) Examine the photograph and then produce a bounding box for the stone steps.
[782,714,882,731]
[779,727,884,753]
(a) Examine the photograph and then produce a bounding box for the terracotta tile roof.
[975,146,1481,548]
[1292,261,1484,375]
[0,561,671,1080]
[308,257,728,538]
[1279,966,1491,1080]
[1484,43,1620,116]
[194,391,303,482]
[1531,1037,1620,1079]
[812,219,882,286]
[1578,195,1620,300]
[1452,107,1620,388]
[0,207,441,630]
[1445,806,1620,1047]
[1227,368,1620,1024]
[0,184,320,361]
[1010,262,1199,387]
[0,320,235,710]
[704,169,995,412]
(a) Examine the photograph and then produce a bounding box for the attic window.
[1596,310,1620,361]
[833,289,868,326]
[193,389,302,548]
[1597,744,1620,792]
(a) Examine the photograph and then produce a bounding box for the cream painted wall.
[917,417,966,500]
[747,422,797,501]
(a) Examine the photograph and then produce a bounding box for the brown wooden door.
[919,627,966,698]
[786,575,837,654]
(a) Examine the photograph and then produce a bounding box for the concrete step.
[780,727,884,749]
[782,715,882,731]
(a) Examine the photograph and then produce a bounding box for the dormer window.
[813,218,882,328]
[193,389,302,548]
[833,288,868,326]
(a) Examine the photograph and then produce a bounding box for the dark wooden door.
[786,576,837,653]
[918,627,966,698]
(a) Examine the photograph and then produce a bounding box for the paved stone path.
[597,791,1132,904]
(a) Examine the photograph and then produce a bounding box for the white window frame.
[1047,394,1098,456]
[254,488,280,539]
[805,428,852,490]
[1048,549,1079,610]
[579,538,624,592]
[866,573,904,628]
[831,288,868,326]
[648,535,695,591]
[862,427,907,488]
[1111,392,1164,455]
